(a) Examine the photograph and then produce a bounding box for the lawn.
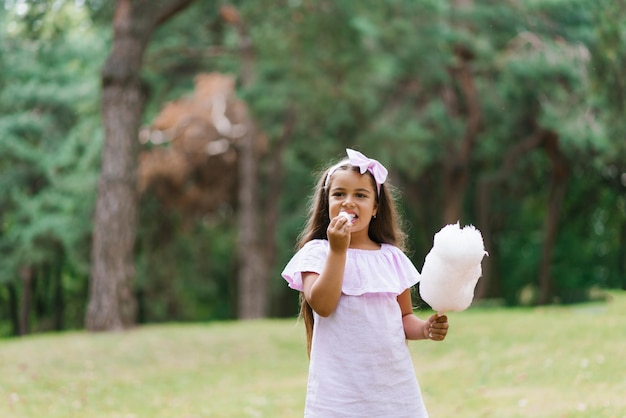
[1,291,625,418]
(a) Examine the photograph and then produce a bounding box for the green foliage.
[135,196,237,323]
[0,1,106,333]
[158,0,626,312]
[143,2,228,119]
[2,0,626,333]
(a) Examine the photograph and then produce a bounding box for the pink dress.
[282,239,429,418]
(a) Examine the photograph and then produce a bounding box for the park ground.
[1,291,625,418]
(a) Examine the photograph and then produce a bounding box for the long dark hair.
[296,160,406,356]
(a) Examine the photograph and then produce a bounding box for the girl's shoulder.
[282,239,329,291]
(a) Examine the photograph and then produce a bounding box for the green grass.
[1,291,626,418]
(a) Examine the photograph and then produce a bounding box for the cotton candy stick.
[419,223,487,314]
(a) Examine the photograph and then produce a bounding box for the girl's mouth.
[339,211,357,224]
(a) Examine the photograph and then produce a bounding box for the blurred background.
[0,0,624,337]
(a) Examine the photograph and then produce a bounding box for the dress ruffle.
[281,239,420,296]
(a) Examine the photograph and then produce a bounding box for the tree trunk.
[86,0,196,331]
[475,129,547,299]
[53,258,65,331]
[7,282,20,336]
[236,126,268,319]
[19,266,33,336]
[265,108,295,316]
[537,132,569,304]
[616,218,626,290]
[34,265,47,321]
[441,46,482,225]
[221,5,270,319]
[439,0,482,225]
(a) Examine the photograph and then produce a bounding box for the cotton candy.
[419,222,487,313]
[339,211,356,223]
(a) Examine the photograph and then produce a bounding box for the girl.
[282,149,449,417]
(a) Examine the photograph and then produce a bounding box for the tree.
[473,1,609,304]
[590,0,626,290]
[86,0,197,331]
[219,5,267,319]
[0,0,104,335]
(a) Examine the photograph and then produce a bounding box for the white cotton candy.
[339,211,355,223]
[419,222,488,313]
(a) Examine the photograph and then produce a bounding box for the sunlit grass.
[1,291,625,417]
[413,291,626,418]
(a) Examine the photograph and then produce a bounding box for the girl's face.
[327,168,378,238]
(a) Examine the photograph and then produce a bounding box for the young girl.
[282,149,449,417]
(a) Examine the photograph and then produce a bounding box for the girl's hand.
[424,314,449,341]
[327,213,351,252]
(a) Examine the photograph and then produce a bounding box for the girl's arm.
[301,215,352,317]
[301,249,346,317]
[397,288,449,341]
